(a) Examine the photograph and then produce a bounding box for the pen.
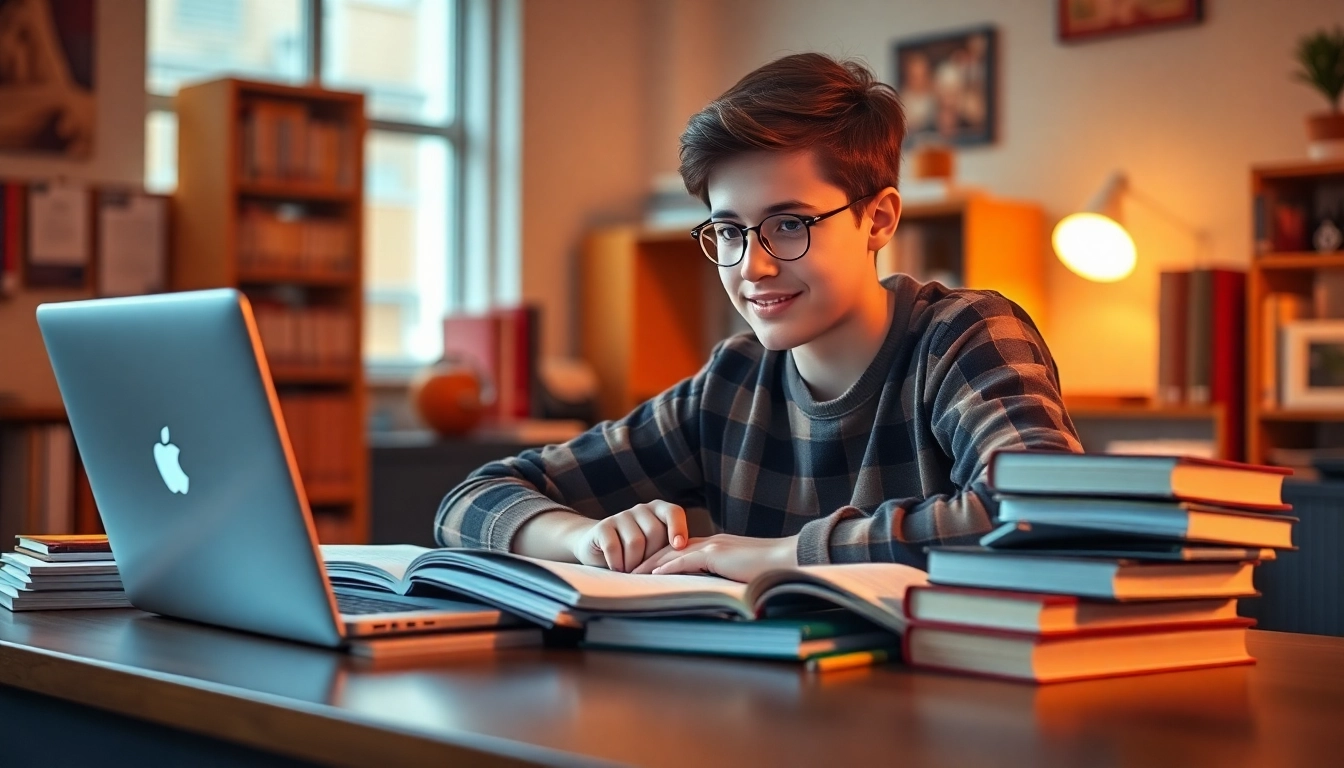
[806,648,893,673]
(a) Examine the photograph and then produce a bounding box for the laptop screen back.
[37,289,343,647]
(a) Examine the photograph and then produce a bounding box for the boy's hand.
[632,534,799,583]
[570,501,690,573]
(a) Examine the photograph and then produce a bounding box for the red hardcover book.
[903,584,1240,636]
[443,313,502,420]
[1156,270,1189,405]
[1209,269,1246,460]
[492,306,540,421]
[903,618,1255,684]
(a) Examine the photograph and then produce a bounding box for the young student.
[436,52,1081,582]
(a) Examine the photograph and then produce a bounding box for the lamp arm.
[1123,185,1213,264]
[1123,185,1209,240]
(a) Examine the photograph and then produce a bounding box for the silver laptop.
[36,288,499,648]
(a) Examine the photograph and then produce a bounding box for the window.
[145,0,518,374]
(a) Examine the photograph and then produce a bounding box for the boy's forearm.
[511,510,595,562]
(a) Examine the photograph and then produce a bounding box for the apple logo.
[153,426,190,494]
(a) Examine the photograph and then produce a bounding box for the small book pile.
[0,534,130,611]
[322,545,929,664]
[910,450,1296,684]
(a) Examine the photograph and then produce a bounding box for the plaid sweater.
[436,274,1081,569]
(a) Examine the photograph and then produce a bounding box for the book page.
[537,559,749,602]
[751,564,929,633]
[421,549,752,611]
[321,544,430,582]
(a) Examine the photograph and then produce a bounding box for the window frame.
[145,0,483,379]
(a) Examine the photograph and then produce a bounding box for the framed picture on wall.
[1281,320,1344,409]
[0,0,96,158]
[1058,0,1203,44]
[892,25,996,148]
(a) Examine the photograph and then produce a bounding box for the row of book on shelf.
[1253,178,1344,256]
[278,393,359,490]
[1156,268,1246,459]
[252,301,357,369]
[238,203,354,275]
[6,447,1293,683]
[240,100,356,188]
[0,179,169,297]
[0,423,94,548]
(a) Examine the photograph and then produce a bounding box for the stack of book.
[908,450,1295,684]
[0,534,129,611]
[322,546,929,664]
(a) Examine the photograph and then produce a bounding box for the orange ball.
[410,360,485,437]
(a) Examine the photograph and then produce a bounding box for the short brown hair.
[679,53,905,209]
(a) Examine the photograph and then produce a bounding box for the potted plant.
[1294,26,1344,159]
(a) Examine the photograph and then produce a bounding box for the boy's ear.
[866,186,902,253]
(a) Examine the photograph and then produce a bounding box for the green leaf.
[1293,26,1344,111]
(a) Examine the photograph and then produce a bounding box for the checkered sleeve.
[796,293,1082,568]
[434,365,710,551]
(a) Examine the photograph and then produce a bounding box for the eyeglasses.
[690,195,874,267]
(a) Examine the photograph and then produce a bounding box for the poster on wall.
[0,0,96,159]
[892,26,997,149]
[1058,0,1204,44]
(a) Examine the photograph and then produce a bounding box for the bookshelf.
[580,192,1048,422]
[880,192,1049,335]
[1248,159,1344,468]
[173,78,368,544]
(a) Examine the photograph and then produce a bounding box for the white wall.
[519,0,652,359]
[518,0,735,359]
[0,0,147,404]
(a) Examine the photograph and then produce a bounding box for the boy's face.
[706,150,883,352]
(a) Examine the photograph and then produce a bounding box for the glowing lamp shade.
[1052,212,1137,283]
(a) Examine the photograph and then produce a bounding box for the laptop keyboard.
[335,591,419,616]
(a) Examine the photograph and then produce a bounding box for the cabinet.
[173,78,368,543]
[580,192,1048,422]
[1247,160,1344,468]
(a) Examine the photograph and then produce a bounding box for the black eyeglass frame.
[690,194,875,267]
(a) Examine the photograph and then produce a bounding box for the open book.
[321,545,929,632]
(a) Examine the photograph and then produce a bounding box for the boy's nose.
[738,234,779,282]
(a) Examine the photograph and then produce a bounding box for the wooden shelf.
[269,365,359,385]
[1259,408,1344,422]
[0,404,67,423]
[1256,252,1344,270]
[237,267,356,287]
[1067,405,1221,419]
[237,180,356,202]
[901,195,977,219]
[1252,159,1344,182]
[305,483,356,506]
[233,78,364,105]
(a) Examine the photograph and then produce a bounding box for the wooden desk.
[2,610,1342,767]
